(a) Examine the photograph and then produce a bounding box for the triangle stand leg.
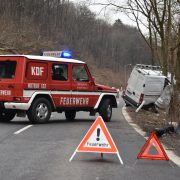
[117,152,123,165]
[69,150,77,162]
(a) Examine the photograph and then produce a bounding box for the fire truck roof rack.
[135,64,161,71]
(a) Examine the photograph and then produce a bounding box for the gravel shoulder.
[125,106,180,157]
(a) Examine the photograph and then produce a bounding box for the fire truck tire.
[27,98,52,124]
[99,99,112,122]
[65,110,76,121]
[0,110,16,122]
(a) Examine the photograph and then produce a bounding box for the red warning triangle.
[77,116,118,153]
[137,131,169,160]
[69,116,123,164]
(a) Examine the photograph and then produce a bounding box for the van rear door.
[126,69,145,105]
[126,69,138,95]
[133,74,145,104]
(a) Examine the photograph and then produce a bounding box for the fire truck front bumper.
[4,102,30,110]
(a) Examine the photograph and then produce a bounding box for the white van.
[122,64,167,108]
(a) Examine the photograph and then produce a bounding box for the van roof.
[0,55,85,64]
[136,68,166,78]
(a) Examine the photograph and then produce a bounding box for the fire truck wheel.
[65,110,76,121]
[99,99,112,122]
[0,110,16,122]
[27,98,52,124]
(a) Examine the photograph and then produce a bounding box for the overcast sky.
[70,0,135,25]
[70,0,148,33]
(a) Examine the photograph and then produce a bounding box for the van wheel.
[27,98,52,124]
[65,110,76,121]
[99,99,112,122]
[0,110,16,122]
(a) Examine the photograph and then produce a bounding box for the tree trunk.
[175,24,180,132]
[176,24,180,90]
[161,41,168,76]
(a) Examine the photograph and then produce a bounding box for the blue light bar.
[60,51,72,59]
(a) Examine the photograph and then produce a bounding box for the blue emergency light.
[60,51,72,59]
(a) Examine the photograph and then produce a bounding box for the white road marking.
[122,107,180,167]
[14,125,33,135]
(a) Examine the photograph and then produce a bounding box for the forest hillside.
[0,0,152,87]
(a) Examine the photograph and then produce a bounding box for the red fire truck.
[0,55,119,123]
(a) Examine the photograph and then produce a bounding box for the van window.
[72,65,89,82]
[0,61,16,79]
[52,64,68,81]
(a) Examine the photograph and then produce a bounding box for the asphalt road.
[0,98,179,180]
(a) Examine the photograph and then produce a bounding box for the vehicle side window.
[0,61,16,79]
[52,64,68,81]
[72,65,89,82]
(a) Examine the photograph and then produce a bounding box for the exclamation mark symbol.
[96,128,100,141]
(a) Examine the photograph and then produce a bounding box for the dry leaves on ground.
[126,107,180,157]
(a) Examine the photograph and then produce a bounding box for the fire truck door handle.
[8,85,15,88]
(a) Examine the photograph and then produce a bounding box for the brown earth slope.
[125,107,180,157]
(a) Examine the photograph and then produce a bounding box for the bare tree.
[88,0,180,126]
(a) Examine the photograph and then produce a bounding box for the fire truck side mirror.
[91,77,95,85]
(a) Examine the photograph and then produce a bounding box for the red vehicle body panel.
[0,55,118,113]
